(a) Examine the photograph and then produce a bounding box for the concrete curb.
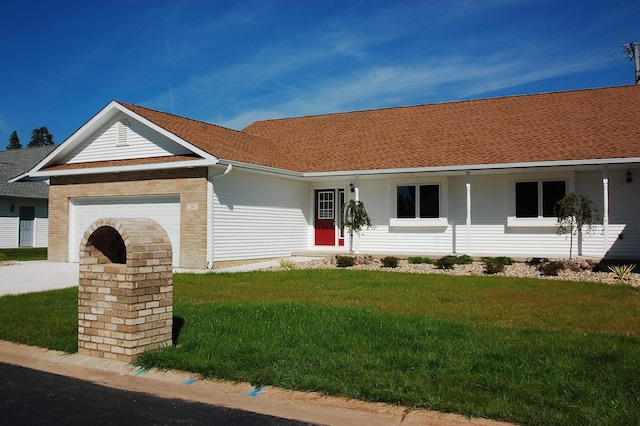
[0,340,510,426]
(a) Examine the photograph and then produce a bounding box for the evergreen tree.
[27,126,54,147]
[6,131,22,150]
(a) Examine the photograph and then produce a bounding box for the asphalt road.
[0,362,316,425]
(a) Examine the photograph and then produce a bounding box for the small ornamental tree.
[554,192,602,259]
[341,199,373,253]
[6,131,22,150]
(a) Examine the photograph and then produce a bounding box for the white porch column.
[354,177,360,254]
[602,166,609,256]
[466,171,472,255]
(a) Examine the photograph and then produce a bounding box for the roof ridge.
[246,84,637,126]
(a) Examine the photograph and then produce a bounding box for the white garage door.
[70,196,181,266]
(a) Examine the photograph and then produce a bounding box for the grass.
[0,247,47,261]
[0,287,77,353]
[0,269,639,424]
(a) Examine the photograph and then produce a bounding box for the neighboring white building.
[0,146,55,248]
[27,85,640,268]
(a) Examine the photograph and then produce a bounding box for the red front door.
[315,190,335,245]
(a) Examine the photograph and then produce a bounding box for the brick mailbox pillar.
[78,217,173,362]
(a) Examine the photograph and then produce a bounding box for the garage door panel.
[71,196,180,266]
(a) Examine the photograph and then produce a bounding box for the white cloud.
[144,0,620,130]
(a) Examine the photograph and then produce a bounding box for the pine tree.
[27,126,54,147]
[6,131,22,150]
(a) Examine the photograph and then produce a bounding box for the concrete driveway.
[0,257,324,296]
[0,261,79,296]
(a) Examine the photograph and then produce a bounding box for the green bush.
[407,256,433,264]
[456,254,473,265]
[435,255,457,270]
[380,256,399,268]
[482,257,507,275]
[0,252,8,262]
[336,255,356,268]
[539,261,565,276]
[481,256,514,274]
[481,256,514,266]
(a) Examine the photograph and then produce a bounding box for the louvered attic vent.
[116,119,130,146]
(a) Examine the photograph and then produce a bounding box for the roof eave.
[30,159,217,178]
[215,159,303,178]
[301,157,640,178]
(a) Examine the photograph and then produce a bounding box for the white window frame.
[390,178,448,227]
[507,172,574,228]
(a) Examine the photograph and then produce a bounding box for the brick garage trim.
[49,168,208,269]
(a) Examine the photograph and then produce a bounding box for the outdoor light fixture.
[626,171,633,183]
[10,203,15,212]
[349,182,355,192]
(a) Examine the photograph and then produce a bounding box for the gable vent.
[116,120,130,147]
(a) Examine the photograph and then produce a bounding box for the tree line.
[6,127,54,150]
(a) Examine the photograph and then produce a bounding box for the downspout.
[207,164,233,269]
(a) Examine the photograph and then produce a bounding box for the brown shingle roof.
[243,85,640,173]
[119,103,299,171]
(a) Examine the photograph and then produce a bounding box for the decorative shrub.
[491,256,514,266]
[336,255,356,268]
[456,254,474,265]
[407,256,432,264]
[482,257,508,275]
[539,261,565,276]
[608,264,636,285]
[381,256,399,268]
[435,255,457,270]
[278,257,295,269]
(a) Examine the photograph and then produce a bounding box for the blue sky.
[1,0,638,149]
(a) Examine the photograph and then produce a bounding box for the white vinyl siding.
[345,170,640,259]
[211,169,309,262]
[34,217,48,247]
[0,199,48,249]
[355,178,454,255]
[62,113,192,164]
[69,196,181,266]
[577,169,639,258]
[0,217,18,248]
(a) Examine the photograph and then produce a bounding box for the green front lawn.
[0,247,47,261]
[0,269,638,425]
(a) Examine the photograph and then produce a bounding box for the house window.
[397,184,440,218]
[515,180,565,218]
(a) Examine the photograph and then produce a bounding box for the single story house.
[0,145,56,248]
[27,85,640,269]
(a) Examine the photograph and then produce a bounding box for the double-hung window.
[391,182,448,227]
[514,180,566,218]
[397,184,440,218]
